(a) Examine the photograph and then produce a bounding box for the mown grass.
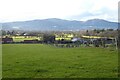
[2,44,118,78]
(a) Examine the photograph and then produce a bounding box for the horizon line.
[0,18,118,23]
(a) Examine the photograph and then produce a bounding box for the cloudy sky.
[0,0,119,22]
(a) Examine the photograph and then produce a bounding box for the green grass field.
[2,44,118,78]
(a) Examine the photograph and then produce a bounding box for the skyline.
[0,0,119,22]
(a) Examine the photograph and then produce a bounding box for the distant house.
[2,37,13,43]
[55,33,74,41]
[71,38,81,42]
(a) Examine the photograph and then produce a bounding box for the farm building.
[71,38,81,42]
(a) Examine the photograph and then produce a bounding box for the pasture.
[2,44,118,78]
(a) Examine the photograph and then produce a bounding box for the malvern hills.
[1,18,118,31]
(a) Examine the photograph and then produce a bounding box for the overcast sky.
[0,0,119,22]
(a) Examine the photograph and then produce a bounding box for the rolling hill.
[1,18,118,31]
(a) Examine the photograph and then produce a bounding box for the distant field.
[2,44,118,78]
[12,36,41,42]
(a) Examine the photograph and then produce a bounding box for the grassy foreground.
[2,44,118,78]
